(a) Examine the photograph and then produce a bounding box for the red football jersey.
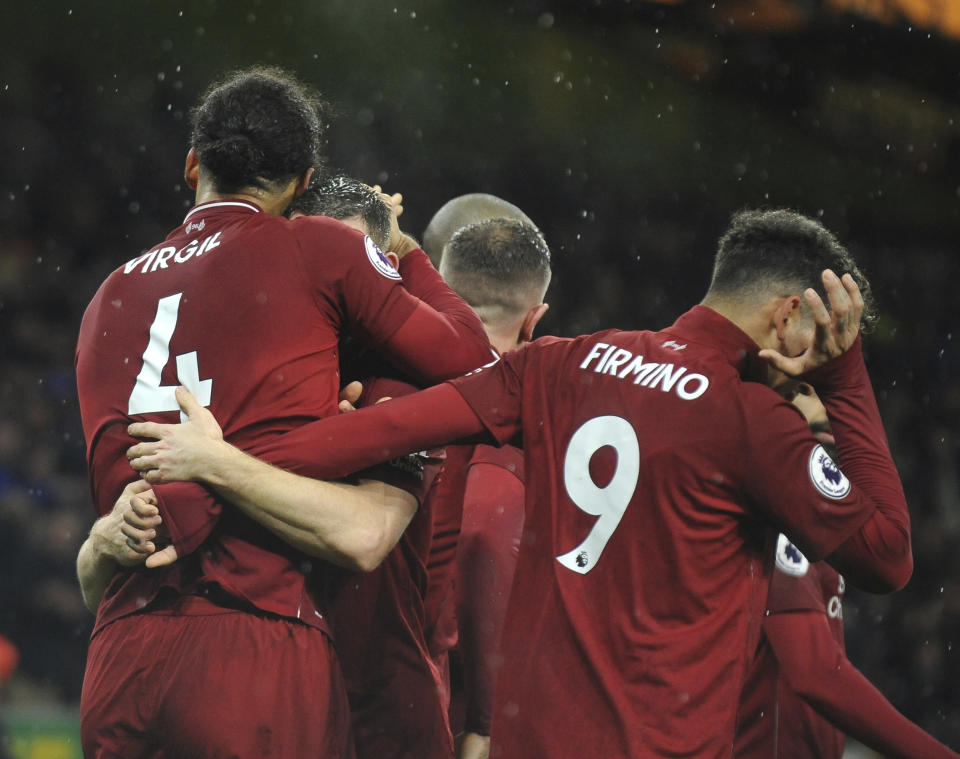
[444,306,908,759]
[736,537,959,759]
[244,304,911,758]
[736,534,846,759]
[76,199,491,634]
[455,444,525,736]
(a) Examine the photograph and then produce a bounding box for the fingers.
[841,273,864,324]
[121,479,153,497]
[339,381,363,405]
[128,452,161,475]
[175,386,201,417]
[128,421,168,440]
[803,287,831,329]
[145,544,180,569]
[757,348,802,377]
[130,494,160,520]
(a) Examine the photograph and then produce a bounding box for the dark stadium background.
[1,0,958,755]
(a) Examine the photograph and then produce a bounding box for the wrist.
[202,440,249,489]
[392,234,420,259]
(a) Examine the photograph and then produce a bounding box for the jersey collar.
[666,305,765,380]
[183,199,262,224]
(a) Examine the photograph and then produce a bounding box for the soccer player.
[74,67,492,758]
[437,217,551,759]
[290,174,460,759]
[126,209,913,758]
[735,382,959,759]
[421,193,535,267]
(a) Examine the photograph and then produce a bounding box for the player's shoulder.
[286,214,368,249]
[287,215,399,279]
[768,533,831,613]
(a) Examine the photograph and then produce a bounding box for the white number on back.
[128,292,213,419]
[557,415,640,574]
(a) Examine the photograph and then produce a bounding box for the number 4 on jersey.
[128,293,212,419]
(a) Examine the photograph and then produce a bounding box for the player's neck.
[193,179,297,217]
[700,298,781,351]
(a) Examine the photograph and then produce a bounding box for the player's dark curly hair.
[190,66,327,194]
[287,175,392,251]
[707,209,877,331]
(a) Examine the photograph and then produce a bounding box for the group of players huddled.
[73,66,957,758]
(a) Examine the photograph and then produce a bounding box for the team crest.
[364,235,401,280]
[775,533,809,577]
[808,444,851,500]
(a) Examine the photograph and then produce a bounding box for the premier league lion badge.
[808,444,851,500]
[364,235,402,280]
[775,533,809,577]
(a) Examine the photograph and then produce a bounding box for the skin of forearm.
[76,518,124,613]
[197,441,416,572]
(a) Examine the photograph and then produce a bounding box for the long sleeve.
[155,251,492,555]
[807,340,912,592]
[765,612,958,759]
[743,338,912,593]
[372,250,495,384]
[457,457,525,735]
[156,383,490,553]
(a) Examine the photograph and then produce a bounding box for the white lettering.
[676,373,709,400]
[618,355,659,385]
[150,246,176,272]
[648,363,687,391]
[602,349,633,376]
[594,344,618,373]
[174,239,199,263]
[827,595,843,619]
[197,231,222,256]
[580,342,609,370]
[578,343,711,401]
[123,249,158,275]
[122,232,224,276]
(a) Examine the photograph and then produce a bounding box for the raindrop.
[537,12,554,29]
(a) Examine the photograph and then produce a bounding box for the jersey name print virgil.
[449,305,891,759]
[76,200,486,633]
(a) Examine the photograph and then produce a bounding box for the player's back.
[77,200,400,512]
[489,317,773,758]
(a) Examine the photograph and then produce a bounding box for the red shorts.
[81,596,354,758]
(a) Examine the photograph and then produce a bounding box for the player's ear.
[294,168,314,198]
[384,251,400,270]
[519,303,549,343]
[184,149,200,190]
[773,295,803,343]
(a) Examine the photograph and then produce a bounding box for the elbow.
[848,548,913,594]
[876,550,913,593]
[337,523,395,573]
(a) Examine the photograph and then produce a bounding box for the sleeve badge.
[365,236,401,280]
[808,443,851,500]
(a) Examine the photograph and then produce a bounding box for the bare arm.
[127,388,418,572]
[76,481,158,612]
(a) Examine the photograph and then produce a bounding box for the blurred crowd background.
[1,0,958,754]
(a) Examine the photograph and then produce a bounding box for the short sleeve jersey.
[76,200,430,630]
[449,306,878,759]
[736,535,846,759]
